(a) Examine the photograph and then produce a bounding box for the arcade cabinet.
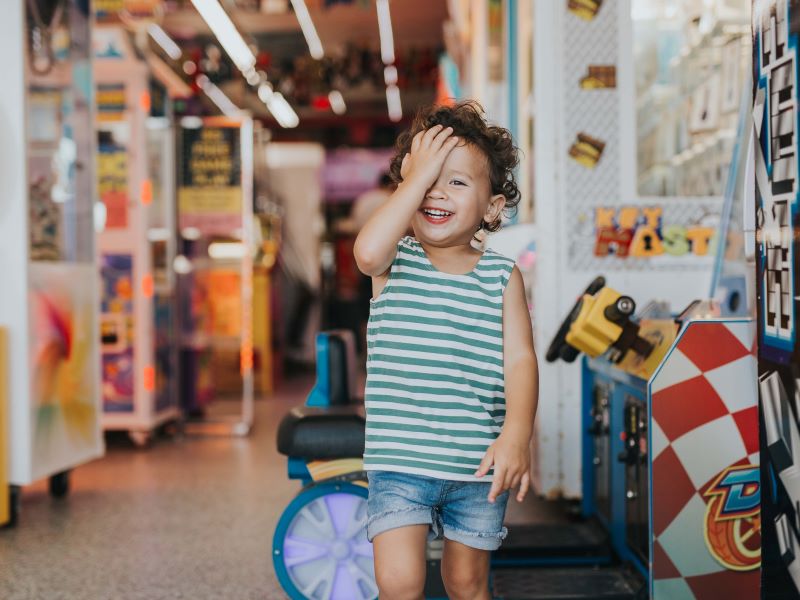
[94,26,180,446]
[1,0,103,524]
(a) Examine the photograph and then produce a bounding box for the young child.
[354,101,539,600]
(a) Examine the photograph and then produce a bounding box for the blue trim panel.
[287,457,311,483]
[582,357,596,518]
[306,334,331,407]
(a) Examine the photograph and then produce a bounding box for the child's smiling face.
[411,142,505,247]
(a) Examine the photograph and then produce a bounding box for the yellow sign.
[178,187,242,215]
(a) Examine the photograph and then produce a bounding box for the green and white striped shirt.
[364,236,516,481]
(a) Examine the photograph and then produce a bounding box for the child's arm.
[475,266,539,503]
[353,125,459,277]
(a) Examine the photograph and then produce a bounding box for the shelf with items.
[634,2,750,198]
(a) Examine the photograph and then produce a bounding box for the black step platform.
[493,519,612,564]
[491,566,645,600]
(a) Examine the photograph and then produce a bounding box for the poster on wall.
[753,1,800,598]
[100,254,135,413]
[29,263,100,480]
[177,121,242,236]
[97,132,129,229]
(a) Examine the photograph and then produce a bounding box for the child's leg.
[372,525,429,600]
[440,539,492,600]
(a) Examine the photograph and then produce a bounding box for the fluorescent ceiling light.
[386,83,402,122]
[384,65,398,85]
[258,83,274,103]
[147,23,182,60]
[376,0,395,65]
[146,54,194,98]
[197,74,242,117]
[190,0,256,72]
[266,93,300,128]
[244,68,261,86]
[290,0,324,59]
[328,90,346,115]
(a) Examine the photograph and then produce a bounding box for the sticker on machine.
[703,463,761,572]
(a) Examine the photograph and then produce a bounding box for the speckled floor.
[0,376,560,600]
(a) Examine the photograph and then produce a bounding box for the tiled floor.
[1,377,561,599]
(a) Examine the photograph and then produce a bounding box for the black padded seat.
[277,405,366,459]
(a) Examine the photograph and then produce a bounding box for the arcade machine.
[1,0,104,524]
[270,60,760,600]
[541,73,760,599]
[176,115,255,436]
[94,26,180,446]
[752,1,800,598]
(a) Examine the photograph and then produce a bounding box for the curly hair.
[389,101,521,233]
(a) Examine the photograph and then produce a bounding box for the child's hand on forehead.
[400,124,460,192]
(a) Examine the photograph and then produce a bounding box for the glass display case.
[634,0,750,197]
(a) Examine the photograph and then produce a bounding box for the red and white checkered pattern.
[649,320,760,599]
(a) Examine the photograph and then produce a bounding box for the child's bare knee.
[441,562,489,599]
[375,565,425,600]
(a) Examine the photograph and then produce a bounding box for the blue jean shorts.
[366,470,509,551]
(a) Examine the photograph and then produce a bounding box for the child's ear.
[484,194,505,224]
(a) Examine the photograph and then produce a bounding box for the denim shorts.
[366,470,509,551]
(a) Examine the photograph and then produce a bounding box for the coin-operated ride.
[547,277,762,599]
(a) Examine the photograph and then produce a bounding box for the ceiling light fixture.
[384,65,398,86]
[289,0,324,59]
[190,0,256,72]
[147,23,182,60]
[258,82,274,103]
[197,74,243,117]
[244,67,261,86]
[266,93,300,128]
[328,90,346,115]
[376,0,395,65]
[386,84,402,122]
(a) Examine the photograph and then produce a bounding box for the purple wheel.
[273,483,376,600]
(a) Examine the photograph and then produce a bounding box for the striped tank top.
[363,236,516,481]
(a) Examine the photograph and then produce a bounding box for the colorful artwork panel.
[29,263,100,478]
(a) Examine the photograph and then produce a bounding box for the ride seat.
[276,405,366,459]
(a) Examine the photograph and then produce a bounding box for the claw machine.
[93,26,179,446]
[0,0,103,523]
